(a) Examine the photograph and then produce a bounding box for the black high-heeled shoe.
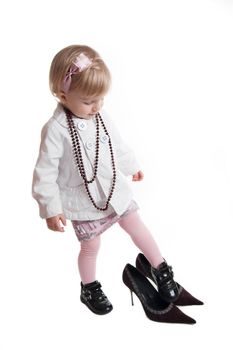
[122,264,196,324]
[136,253,204,306]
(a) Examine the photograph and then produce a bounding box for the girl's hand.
[132,170,144,181]
[46,214,67,232]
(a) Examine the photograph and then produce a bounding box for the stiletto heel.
[136,253,204,306]
[122,263,196,324]
[130,289,134,306]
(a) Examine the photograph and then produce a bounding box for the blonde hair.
[49,45,111,97]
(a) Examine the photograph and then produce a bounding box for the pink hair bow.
[62,53,92,93]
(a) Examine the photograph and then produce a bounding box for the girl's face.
[60,89,104,119]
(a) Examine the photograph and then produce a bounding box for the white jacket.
[32,104,140,220]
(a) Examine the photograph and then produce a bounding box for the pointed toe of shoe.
[175,284,204,306]
[166,305,196,325]
[144,303,196,325]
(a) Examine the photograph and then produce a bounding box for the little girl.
[32,45,179,315]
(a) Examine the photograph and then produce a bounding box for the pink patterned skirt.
[72,200,139,241]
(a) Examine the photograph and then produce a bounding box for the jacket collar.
[52,103,96,128]
[52,104,66,127]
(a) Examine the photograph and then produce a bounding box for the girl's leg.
[118,211,164,268]
[78,235,101,284]
[119,210,180,302]
[78,235,113,315]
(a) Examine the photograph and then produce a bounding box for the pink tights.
[78,211,164,284]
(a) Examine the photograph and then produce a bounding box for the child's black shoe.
[151,261,179,303]
[136,253,204,306]
[80,280,113,315]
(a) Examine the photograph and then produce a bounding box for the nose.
[92,104,98,112]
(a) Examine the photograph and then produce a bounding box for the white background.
[0,0,233,349]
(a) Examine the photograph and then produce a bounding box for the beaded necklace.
[65,108,116,211]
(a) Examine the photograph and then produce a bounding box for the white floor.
[1,1,233,349]
[1,218,230,349]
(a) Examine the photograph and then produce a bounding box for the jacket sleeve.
[103,111,140,176]
[32,121,64,219]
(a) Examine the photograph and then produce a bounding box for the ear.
[57,91,67,104]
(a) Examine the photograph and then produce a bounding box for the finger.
[60,215,67,226]
[55,223,65,232]
[48,222,64,232]
[139,173,144,180]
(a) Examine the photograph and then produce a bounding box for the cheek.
[84,105,91,112]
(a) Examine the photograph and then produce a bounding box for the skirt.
[72,200,139,241]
